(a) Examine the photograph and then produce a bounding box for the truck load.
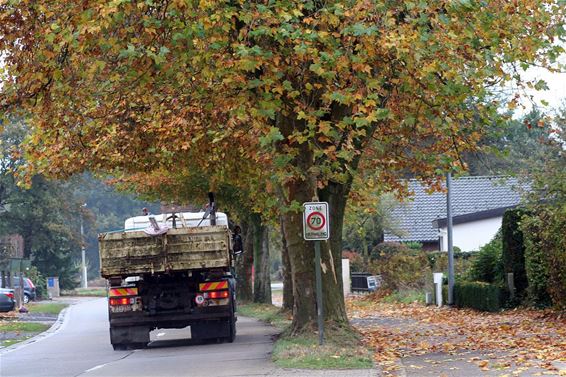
[99,196,240,350]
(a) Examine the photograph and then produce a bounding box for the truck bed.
[99,226,231,278]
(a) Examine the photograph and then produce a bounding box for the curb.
[0,303,71,355]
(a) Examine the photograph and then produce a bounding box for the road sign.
[303,202,329,241]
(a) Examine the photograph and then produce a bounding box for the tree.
[2,1,564,334]
[465,110,554,175]
[0,119,84,289]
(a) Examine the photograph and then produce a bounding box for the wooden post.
[507,273,515,299]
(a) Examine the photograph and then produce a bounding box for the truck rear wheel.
[225,301,236,343]
[226,317,236,343]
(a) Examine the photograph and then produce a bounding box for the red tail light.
[109,297,131,306]
[3,292,14,299]
[208,290,229,299]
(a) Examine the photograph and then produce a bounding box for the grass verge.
[0,321,51,332]
[62,288,106,297]
[273,332,374,369]
[0,322,51,348]
[27,302,68,315]
[238,303,374,370]
[237,303,291,331]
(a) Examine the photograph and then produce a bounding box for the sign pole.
[314,240,324,345]
[302,201,329,347]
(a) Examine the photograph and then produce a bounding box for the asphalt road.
[0,298,280,377]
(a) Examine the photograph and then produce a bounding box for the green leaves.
[118,44,138,59]
[259,127,284,147]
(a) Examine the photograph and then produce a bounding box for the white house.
[433,206,515,252]
[384,176,527,252]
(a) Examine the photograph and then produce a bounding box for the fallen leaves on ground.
[348,297,566,375]
[0,312,18,320]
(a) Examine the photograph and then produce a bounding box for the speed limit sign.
[303,202,330,240]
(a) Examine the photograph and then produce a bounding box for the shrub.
[454,281,508,312]
[367,251,428,290]
[27,266,47,299]
[342,250,364,273]
[501,209,529,294]
[403,241,423,251]
[370,242,410,260]
[468,231,504,284]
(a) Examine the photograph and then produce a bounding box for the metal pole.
[447,172,454,305]
[80,204,88,288]
[314,241,324,345]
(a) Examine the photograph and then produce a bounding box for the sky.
[519,66,566,114]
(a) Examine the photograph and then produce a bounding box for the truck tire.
[226,316,236,343]
[226,301,236,343]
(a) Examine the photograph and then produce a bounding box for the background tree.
[465,110,553,175]
[0,119,83,288]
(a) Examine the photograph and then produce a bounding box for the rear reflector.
[199,281,229,291]
[109,297,131,306]
[208,290,229,299]
[109,287,138,297]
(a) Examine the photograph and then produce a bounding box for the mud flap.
[110,326,150,347]
[191,321,231,340]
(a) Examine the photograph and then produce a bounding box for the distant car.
[12,277,36,304]
[0,288,16,312]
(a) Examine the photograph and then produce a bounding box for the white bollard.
[433,273,443,307]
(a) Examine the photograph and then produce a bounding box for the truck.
[98,198,240,350]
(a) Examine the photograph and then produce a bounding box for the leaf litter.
[348,296,565,375]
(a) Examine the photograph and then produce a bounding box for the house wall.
[439,216,502,252]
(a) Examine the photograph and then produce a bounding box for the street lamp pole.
[446,172,454,305]
[80,203,88,289]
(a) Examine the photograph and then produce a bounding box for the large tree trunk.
[318,181,352,325]
[280,216,294,311]
[277,110,354,333]
[235,219,254,302]
[280,178,318,334]
[258,226,272,304]
[252,214,271,303]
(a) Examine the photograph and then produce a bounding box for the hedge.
[502,209,529,295]
[520,214,552,307]
[454,281,508,312]
[468,231,503,284]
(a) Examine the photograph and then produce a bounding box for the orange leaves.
[348,298,566,375]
